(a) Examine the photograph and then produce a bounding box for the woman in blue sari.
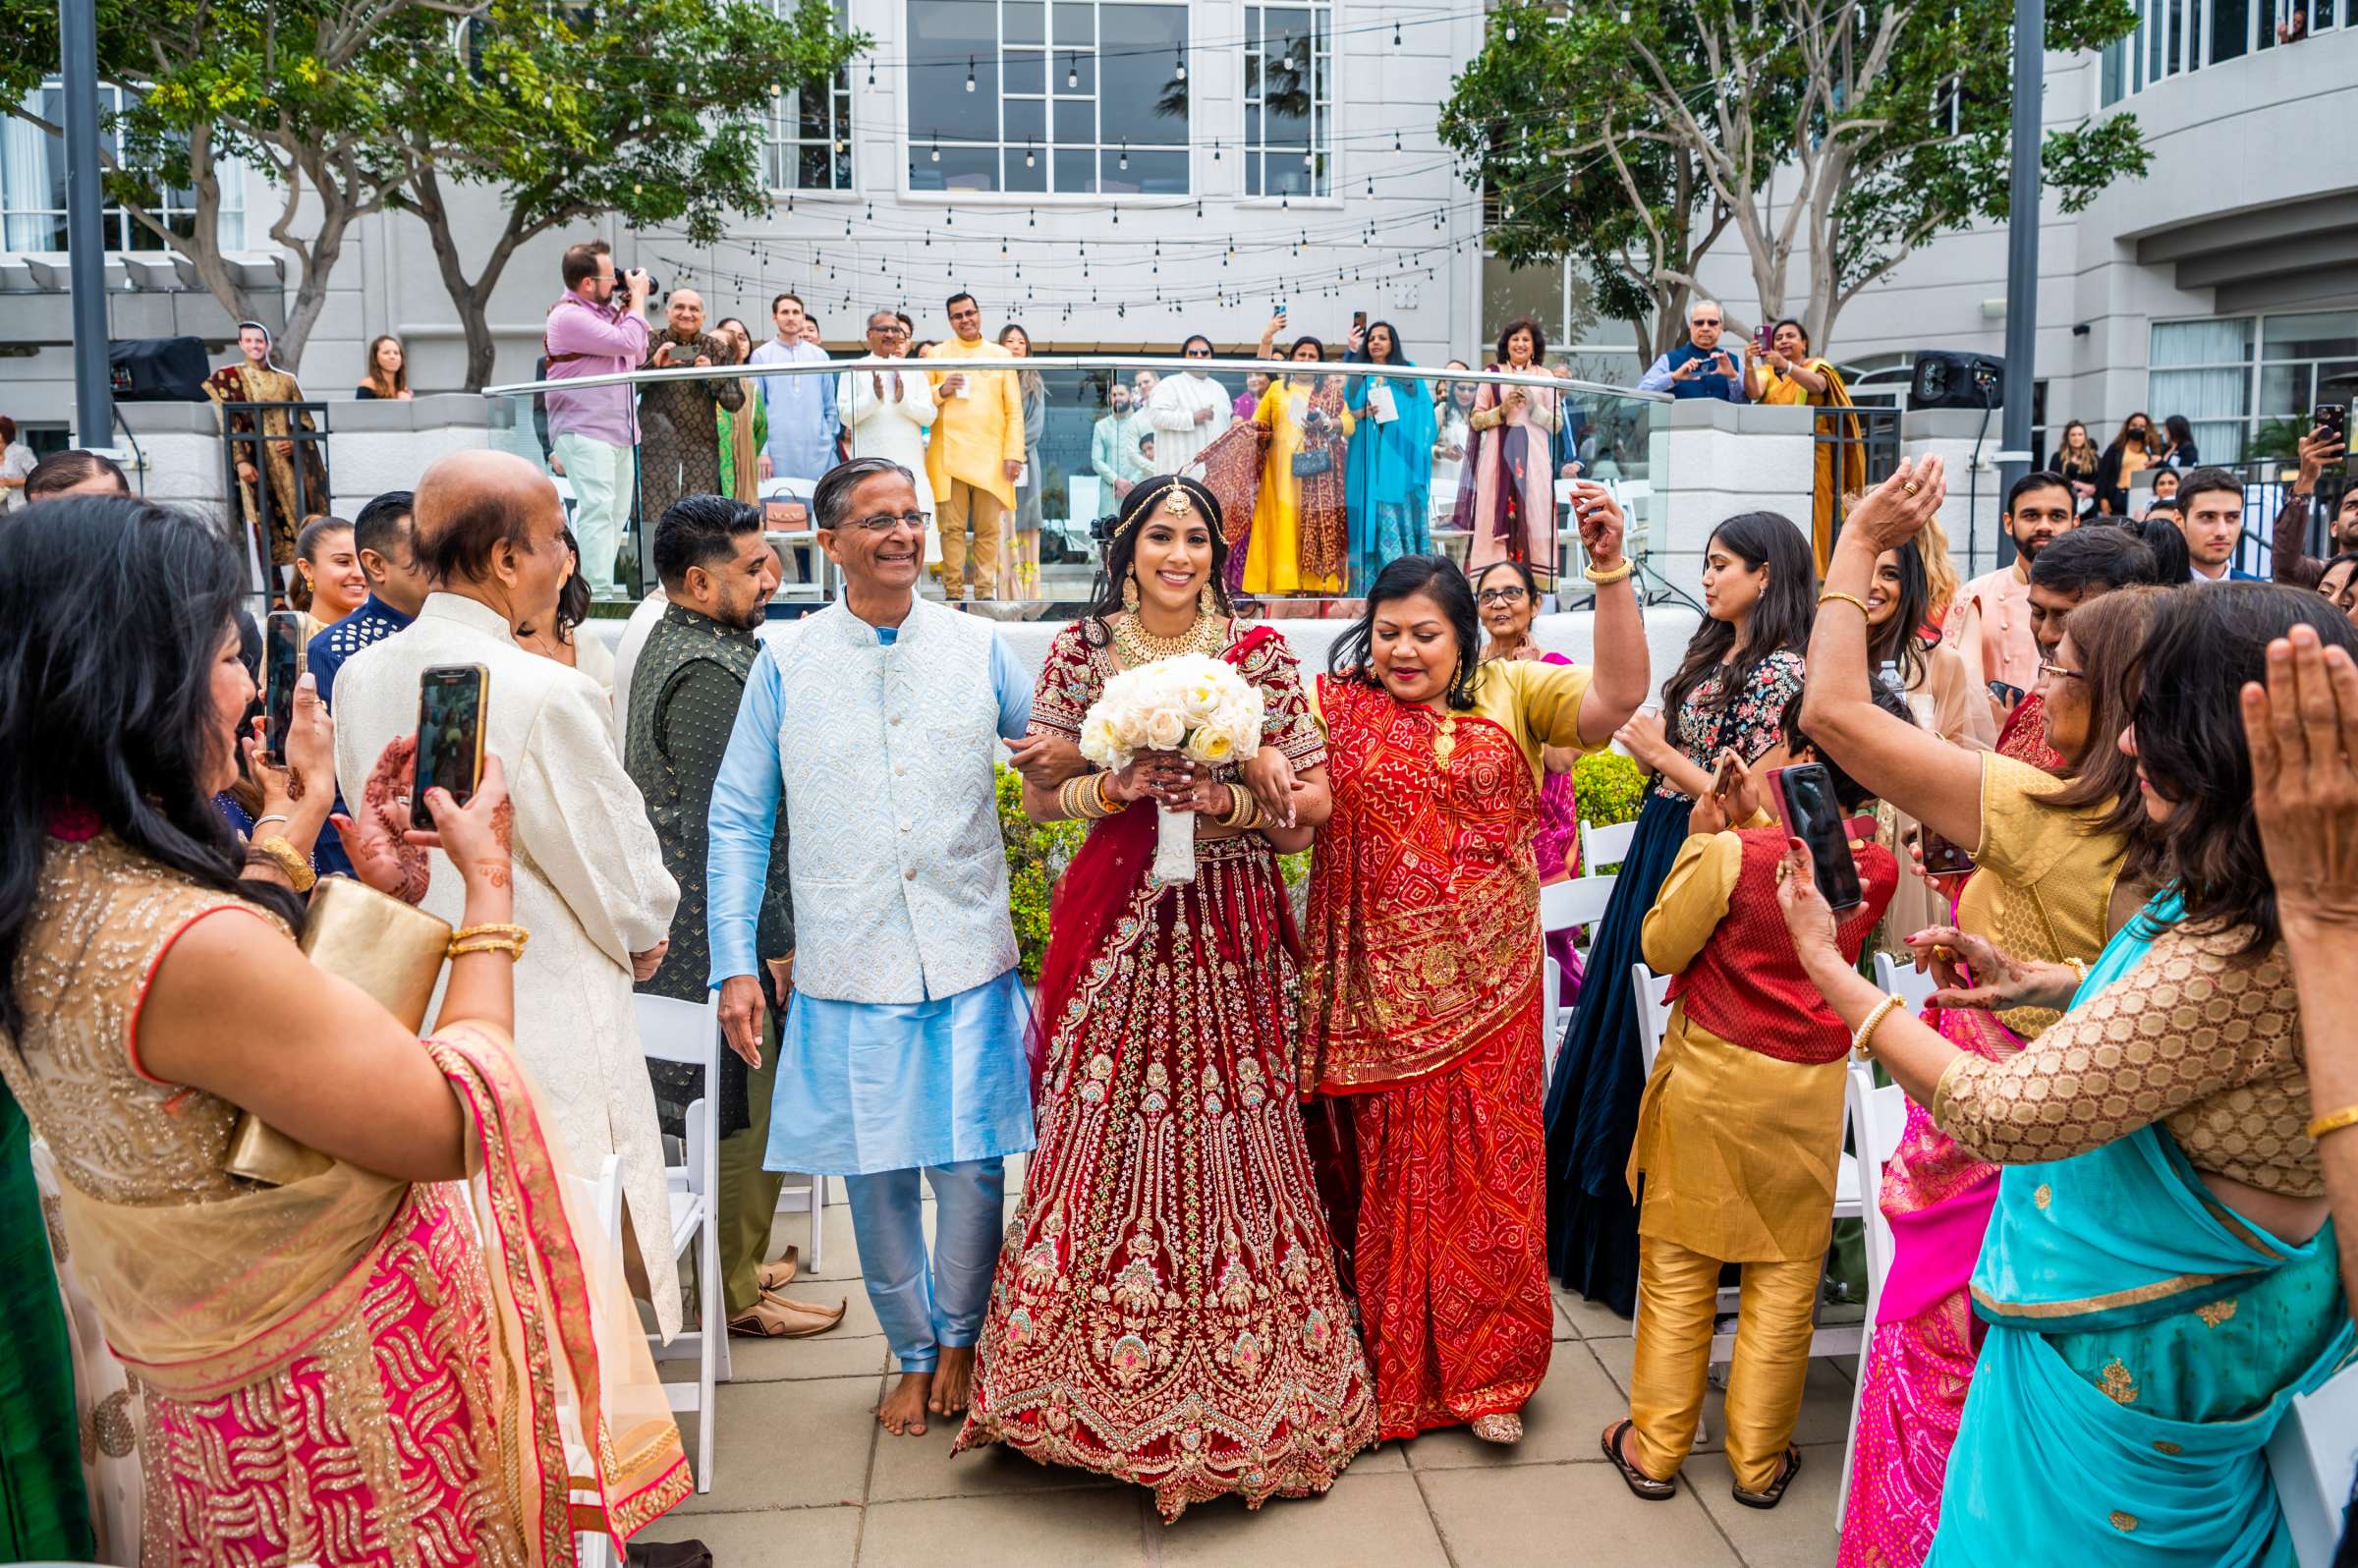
[1343,320,1437,591]
[1780,480,2357,1564]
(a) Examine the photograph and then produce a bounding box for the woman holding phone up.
[1544,511,1814,1317]
[0,496,688,1559]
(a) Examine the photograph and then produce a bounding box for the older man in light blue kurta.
[706,456,1039,1438]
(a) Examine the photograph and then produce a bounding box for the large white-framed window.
[2101,0,2344,104]
[1244,2,1330,198]
[765,0,855,192]
[3,84,247,252]
[906,0,1189,196]
[2148,308,2358,464]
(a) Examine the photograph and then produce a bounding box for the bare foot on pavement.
[878,1371,933,1436]
[929,1346,976,1417]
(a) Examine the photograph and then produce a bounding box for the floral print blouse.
[1652,648,1806,801]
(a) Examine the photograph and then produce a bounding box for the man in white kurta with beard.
[332,449,686,1335]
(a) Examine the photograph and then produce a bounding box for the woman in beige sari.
[1745,319,1862,574]
[0,495,688,1563]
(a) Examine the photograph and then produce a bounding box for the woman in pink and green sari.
[1796,474,2164,1567]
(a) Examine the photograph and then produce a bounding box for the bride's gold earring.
[1199,582,1217,617]
[1123,575,1140,612]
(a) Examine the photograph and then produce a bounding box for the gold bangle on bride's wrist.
[1220,784,1266,830]
[1584,558,1635,586]
[1852,993,1905,1061]
[2307,1104,2358,1142]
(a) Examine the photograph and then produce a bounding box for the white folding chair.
[1629,962,1674,1077]
[775,1172,825,1273]
[1582,817,1640,877]
[633,993,725,1491]
[1874,950,1938,1020]
[1539,873,1618,1078]
[573,1154,625,1568]
[2270,1359,2358,1568]
[1834,1061,1912,1527]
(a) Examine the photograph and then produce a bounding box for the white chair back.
[2270,1361,2358,1568]
[1834,1061,1913,1529]
[1873,950,1937,1019]
[1630,963,1674,1077]
[1541,873,1616,934]
[1582,817,1639,875]
[631,992,727,1491]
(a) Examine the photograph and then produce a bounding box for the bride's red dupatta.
[1025,624,1288,1096]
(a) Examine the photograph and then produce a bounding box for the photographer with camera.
[543,239,652,598]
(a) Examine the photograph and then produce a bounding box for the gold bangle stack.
[2307,1104,2358,1142]
[1818,590,1873,618]
[1060,772,1118,820]
[449,923,530,962]
[1220,785,1267,831]
[250,836,316,893]
[1584,558,1636,586]
[1851,993,1905,1061]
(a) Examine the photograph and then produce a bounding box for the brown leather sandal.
[727,1293,845,1338]
[755,1247,801,1293]
[1730,1445,1803,1510]
[1601,1420,1676,1500]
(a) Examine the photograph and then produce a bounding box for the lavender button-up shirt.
[542,292,650,448]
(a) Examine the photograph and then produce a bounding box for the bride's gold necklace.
[1114,610,1224,664]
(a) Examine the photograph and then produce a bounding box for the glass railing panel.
[482,354,1669,615]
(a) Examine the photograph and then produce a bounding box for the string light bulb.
[1173,45,1186,82]
[966,56,977,91]
[1067,54,1079,88]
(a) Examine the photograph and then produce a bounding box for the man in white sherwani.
[333,449,686,1336]
[1141,333,1233,476]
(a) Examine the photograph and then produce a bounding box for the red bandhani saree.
[1300,675,1553,1439]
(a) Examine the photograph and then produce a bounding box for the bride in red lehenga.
[955,476,1376,1520]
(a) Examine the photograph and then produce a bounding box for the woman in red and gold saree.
[957,475,1376,1520]
[0,497,687,1565]
[1301,532,1649,1445]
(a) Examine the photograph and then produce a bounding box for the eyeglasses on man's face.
[835,511,931,535]
[1477,586,1528,605]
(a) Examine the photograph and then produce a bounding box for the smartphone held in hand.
[262,610,304,764]
[1770,762,1864,911]
[412,664,488,831]
[1920,829,1976,877]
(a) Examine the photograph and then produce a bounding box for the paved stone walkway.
[639,1186,1855,1565]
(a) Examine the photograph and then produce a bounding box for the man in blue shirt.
[705,456,1079,1439]
[1637,299,1750,403]
[306,489,428,875]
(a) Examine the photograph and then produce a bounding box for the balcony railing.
[481,355,1671,614]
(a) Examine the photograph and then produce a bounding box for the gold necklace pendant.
[1433,715,1457,770]
[1116,611,1223,665]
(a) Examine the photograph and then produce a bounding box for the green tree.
[0,0,464,370]
[1441,0,2148,355]
[401,0,863,389]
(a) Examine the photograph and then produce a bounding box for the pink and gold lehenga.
[1,830,689,1564]
[955,621,1377,1520]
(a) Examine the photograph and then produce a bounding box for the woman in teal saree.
[1778,463,2358,1565]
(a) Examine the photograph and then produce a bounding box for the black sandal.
[1730,1445,1803,1510]
[1600,1420,1676,1500]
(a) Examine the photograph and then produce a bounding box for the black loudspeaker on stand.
[108,336,212,401]
[1910,351,2005,411]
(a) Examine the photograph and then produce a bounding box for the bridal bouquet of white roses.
[1078,652,1265,883]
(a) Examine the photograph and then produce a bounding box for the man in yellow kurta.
[920,293,1024,601]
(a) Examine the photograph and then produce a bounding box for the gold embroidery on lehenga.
[2195,1297,2240,1328]
[2099,1358,2139,1405]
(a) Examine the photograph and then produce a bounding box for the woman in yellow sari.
[0,496,688,1563]
[1746,319,1862,574]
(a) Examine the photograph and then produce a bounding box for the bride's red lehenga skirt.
[955,832,1377,1520]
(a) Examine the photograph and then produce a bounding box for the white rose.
[1145,708,1187,750]
[1080,712,1123,768]
[1185,728,1235,764]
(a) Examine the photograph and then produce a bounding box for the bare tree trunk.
[410,162,564,391]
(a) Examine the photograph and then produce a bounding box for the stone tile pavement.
[638,1188,1855,1566]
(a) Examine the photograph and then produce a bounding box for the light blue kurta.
[705,620,1037,1177]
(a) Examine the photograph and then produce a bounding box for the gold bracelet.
[449,924,530,959]
[251,836,316,893]
[2307,1104,2358,1142]
[2064,956,2089,984]
[1057,775,1088,819]
[448,936,528,961]
[1092,771,1119,816]
[1851,993,1905,1060]
[1221,784,1266,830]
[1584,558,1636,586]
[1818,590,1872,618]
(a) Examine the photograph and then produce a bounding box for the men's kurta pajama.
[638,329,745,527]
[627,601,793,1317]
[706,598,1037,1372]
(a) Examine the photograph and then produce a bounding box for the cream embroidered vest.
[767,598,1018,1003]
